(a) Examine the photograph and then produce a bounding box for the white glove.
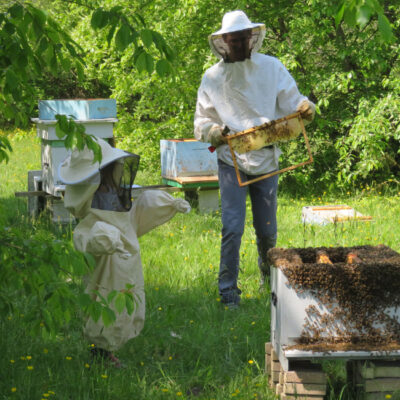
[207,126,227,147]
[296,100,315,123]
[174,198,191,214]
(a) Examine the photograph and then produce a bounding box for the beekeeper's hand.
[296,100,315,123]
[174,198,191,214]
[207,126,227,147]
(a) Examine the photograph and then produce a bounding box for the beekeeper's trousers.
[217,160,278,297]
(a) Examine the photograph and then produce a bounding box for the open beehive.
[268,245,400,370]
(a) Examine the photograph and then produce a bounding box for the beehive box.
[35,121,116,196]
[39,99,117,120]
[160,139,217,178]
[302,205,372,225]
[268,245,400,370]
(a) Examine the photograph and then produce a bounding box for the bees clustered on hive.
[268,245,400,351]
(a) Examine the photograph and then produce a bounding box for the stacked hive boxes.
[31,99,118,222]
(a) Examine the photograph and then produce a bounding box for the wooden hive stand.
[348,359,400,400]
[265,343,327,399]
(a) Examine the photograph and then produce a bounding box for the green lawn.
[1,131,400,399]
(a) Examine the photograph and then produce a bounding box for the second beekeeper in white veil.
[194,10,316,308]
[58,138,190,367]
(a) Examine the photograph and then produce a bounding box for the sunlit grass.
[1,132,400,399]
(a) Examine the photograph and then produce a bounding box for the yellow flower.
[216,298,221,302]
[248,360,254,364]
[48,391,55,395]
[251,321,256,325]
[176,392,183,396]
[85,363,90,369]
[10,359,15,364]
[11,387,17,393]
[27,365,34,370]
[101,374,108,379]
[43,394,50,398]
[65,356,72,361]
[158,307,162,311]
[190,320,194,324]
[385,395,392,399]
[140,362,144,366]
[20,356,26,360]
[169,356,173,360]
[161,388,168,392]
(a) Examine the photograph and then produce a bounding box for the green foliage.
[1,0,399,187]
[0,2,84,126]
[55,115,102,163]
[0,136,12,163]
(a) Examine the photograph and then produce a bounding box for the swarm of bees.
[268,245,400,351]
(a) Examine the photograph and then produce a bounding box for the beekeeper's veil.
[209,10,266,61]
[58,137,140,211]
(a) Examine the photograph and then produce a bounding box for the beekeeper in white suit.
[194,10,315,308]
[58,138,190,367]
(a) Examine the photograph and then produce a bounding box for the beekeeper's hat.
[58,137,132,185]
[209,10,266,59]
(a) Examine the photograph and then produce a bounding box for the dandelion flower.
[43,394,50,398]
[251,321,256,325]
[85,363,90,369]
[10,359,15,364]
[11,387,17,393]
[248,360,254,364]
[101,374,107,379]
[158,307,162,311]
[190,320,194,324]
[168,356,173,360]
[176,392,183,396]
[161,388,168,392]
[65,356,72,361]
[27,366,34,370]
[385,395,392,399]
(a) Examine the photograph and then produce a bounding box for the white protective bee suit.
[59,138,190,351]
[194,11,315,175]
[193,10,315,306]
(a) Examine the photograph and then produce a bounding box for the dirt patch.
[268,245,400,350]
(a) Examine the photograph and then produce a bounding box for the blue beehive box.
[160,139,217,178]
[39,99,117,120]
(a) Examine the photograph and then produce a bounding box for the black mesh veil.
[117,152,140,211]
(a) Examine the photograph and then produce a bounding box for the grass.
[1,130,400,399]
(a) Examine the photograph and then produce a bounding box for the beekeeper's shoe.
[221,288,241,309]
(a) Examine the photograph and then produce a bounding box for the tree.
[0,1,175,163]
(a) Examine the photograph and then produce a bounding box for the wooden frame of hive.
[226,112,313,187]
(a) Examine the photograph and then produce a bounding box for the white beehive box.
[269,246,400,370]
[39,99,117,120]
[160,139,217,178]
[34,119,116,196]
[302,205,372,225]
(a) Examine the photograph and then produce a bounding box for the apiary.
[267,245,400,372]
